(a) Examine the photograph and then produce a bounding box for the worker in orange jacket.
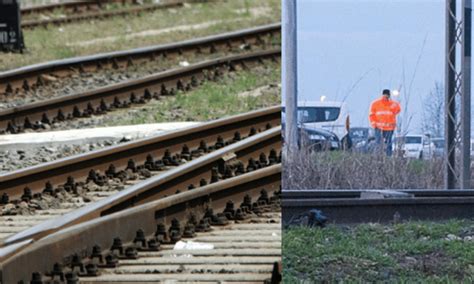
[369,89,401,156]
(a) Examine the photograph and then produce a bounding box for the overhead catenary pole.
[444,0,472,189]
[445,0,457,189]
[283,0,298,152]
[461,0,472,189]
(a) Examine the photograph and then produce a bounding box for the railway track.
[0,125,281,283]
[21,1,185,29]
[0,48,280,134]
[0,106,280,242]
[79,212,282,283]
[282,189,474,225]
[21,0,145,17]
[0,23,280,97]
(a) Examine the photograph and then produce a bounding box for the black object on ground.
[0,0,25,52]
[286,208,328,228]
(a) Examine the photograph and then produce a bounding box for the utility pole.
[445,0,472,189]
[283,0,299,152]
[461,0,472,189]
[445,0,457,189]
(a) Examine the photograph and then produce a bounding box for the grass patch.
[283,220,474,283]
[22,2,153,21]
[1,0,280,71]
[103,63,280,126]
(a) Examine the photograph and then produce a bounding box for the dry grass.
[283,147,444,189]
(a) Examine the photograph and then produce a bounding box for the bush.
[282,149,444,189]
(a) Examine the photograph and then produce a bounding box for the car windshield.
[404,136,422,144]
[294,107,340,123]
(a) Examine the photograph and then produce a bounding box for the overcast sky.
[290,0,448,133]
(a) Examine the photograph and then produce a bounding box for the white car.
[422,137,444,159]
[394,135,424,159]
[471,139,474,157]
[288,101,351,149]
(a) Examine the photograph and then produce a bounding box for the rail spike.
[22,80,30,91]
[4,83,13,94]
[1,193,9,204]
[72,106,82,118]
[49,263,65,282]
[30,272,43,284]
[6,122,17,134]
[144,89,152,100]
[133,229,147,248]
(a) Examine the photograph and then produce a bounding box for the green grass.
[104,63,280,126]
[1,0,280,71]
[283,220,474,283]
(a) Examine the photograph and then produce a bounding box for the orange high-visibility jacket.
[369,97,401,131]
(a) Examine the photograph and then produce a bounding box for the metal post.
[283,0,298,152]
[0,0,24,52]
[461,0,472,189]
[445,0,457,189]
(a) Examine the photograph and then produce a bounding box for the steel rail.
[282,190,474,225]
[0,23,280,95]
[282,189,474,198]
[0,163,281,283]
[0,49,281,134]
[0,106,280,200]
[21,2,185,29]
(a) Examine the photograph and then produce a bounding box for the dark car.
[282,112,341,151]
[299,126,341,151]
[349,127,375,153]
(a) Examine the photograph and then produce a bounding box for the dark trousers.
[374,128,394,156]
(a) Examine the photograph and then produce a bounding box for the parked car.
[471,139,474,157]
[423,137,444,159]
[349,127,375,153]
[300,126,341,151]
[281,114,340,151]
[283,100,351,149]
[393,135,424,159]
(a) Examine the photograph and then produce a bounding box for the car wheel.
[419,151,423,160]
[313,142,322,152]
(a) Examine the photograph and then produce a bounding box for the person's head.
[382,89,391,100]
